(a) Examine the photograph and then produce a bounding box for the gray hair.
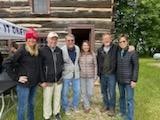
[102,32,112,38]
[65,33,75,40]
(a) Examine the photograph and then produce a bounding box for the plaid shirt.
[79,52,97,79]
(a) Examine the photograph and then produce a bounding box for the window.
[32,0,50,14]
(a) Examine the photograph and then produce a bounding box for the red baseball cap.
[25,28,38,40]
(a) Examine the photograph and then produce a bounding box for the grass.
[2,58,160,120]
[135,59,160,120]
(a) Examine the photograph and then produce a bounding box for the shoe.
[107,109,115,117]
[74,108,80,113]
[100,107,109,113]
[55,113,62,120]
[65,111,71,116]
[84,108,91,113]
[44,118,50,120]
[72,106,80,113]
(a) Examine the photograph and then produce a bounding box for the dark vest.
[103,53,110,74]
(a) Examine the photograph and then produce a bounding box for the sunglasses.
[50,37,58,40]
[119,41,127,44]
[67,39,74,42]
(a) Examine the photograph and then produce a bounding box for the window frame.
[30,0,50,14]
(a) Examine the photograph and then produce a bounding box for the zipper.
[52,51,57,81]
[45,66,48,80]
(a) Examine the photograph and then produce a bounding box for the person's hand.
[57,77,63,84]
[131,81,136,88]
[18,76,28,83]
[128,45,135,52]
[40,82,48,88]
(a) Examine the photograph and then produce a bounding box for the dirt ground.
[64,83,122,120]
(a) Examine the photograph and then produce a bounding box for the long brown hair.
[81,40,92,55]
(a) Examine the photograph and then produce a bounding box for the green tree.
[115,0,160,56]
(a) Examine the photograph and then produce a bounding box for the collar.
[68,46,75,52]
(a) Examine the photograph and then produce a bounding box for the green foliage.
[115,0,160,56]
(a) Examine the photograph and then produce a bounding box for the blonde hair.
[25,44,39,56]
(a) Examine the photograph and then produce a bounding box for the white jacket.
[61,45,80,79]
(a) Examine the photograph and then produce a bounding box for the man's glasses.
[67,39,74,42]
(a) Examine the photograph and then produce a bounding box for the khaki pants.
[43,83,62,119]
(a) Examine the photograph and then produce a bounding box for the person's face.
[82,42,90,52]
[119,37,128,49]
[26,38,37,47]
[66,36,75,48]
[102,34,112,47]
[47,37,58,48]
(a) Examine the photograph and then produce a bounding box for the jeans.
[100,74,116,110]
[16,85,37,120]
[80,78,94,109]
[61,79,80,112]
[118,83,134,120]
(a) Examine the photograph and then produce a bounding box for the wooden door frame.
[68,24,95,51]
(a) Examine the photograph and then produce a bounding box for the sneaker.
[73,108,80,113]
[84,108,91,113]
[107,109,115,117]
[100,107,109,113]
[65,111,71,116]
[55,113,62,120]
[44,118,50,120]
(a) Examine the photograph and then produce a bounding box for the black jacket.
[0,52,3,73]
[3,45,44,87]
[117,49,139,84]
[40,45,64,83]
[97,43,118,76]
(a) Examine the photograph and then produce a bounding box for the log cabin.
[0,0,115,54]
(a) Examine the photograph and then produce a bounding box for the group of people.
[2,28,139,120]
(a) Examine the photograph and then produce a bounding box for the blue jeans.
[16,85,37,120]
[80,78,94,109]
[118,83,134,120]
[100,74,116,110]
[62,79,80,112]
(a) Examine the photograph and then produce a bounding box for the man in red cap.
[3,28,44,120]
